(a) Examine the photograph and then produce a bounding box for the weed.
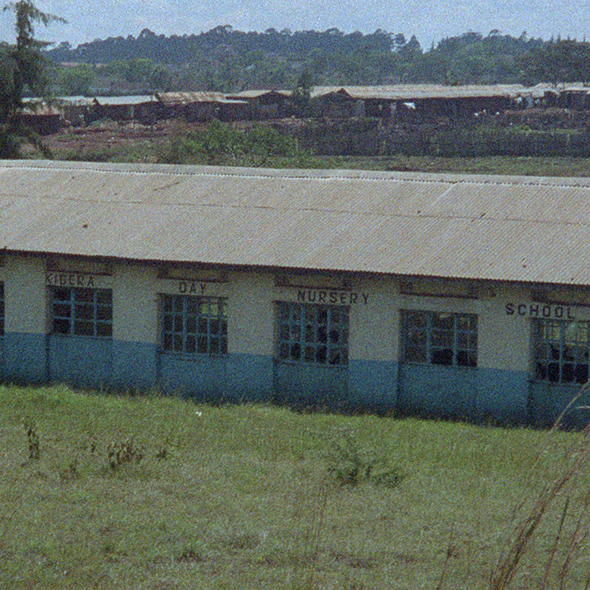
[154,436,175,461]
[58,459,80,482]
[325,429,404,489]
[22,418,40,461]
[489,422,590,590]
[106,438,144,471]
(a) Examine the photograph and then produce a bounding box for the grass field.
[1,385,590,589]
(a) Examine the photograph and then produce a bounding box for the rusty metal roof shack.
[154,92,244,122]
[312,85,525,118]
[2,160,590,287]
[225,90,292,119]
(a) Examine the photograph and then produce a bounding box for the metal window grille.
[276,302,349,366]
[534,319,590,384]
[0,283,4,336]
[402,310,477,367]
[51,287,112,337]
[161,295,228,355]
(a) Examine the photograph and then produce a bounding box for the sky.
[0,0,587,49]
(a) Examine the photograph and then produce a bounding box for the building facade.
[1,160,590,426]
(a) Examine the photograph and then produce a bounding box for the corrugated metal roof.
[311,84,526,100]
[2,160,590,287]
[156,92,225,105]
[93,95,156,106]
[226,90,292,100]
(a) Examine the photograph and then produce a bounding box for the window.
[0,283,4,336]
[534,319,589,384]
[276,302,349,366]
[51,287,112,337]
[161,295,227,355]
[402,310,477,367]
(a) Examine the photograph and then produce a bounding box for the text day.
[178,281,209,295]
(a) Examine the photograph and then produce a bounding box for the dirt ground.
[37,120,189,159]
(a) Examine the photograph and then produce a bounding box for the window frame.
[50,286,113,338]
[275,301,349,367]
[160,294,228,357]
[533,318,590,385]
[402,309,478,368]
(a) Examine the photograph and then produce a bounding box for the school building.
[1,159,590,426]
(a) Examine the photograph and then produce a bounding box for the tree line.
[42,27,590,95]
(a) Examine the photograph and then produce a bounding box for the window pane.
[51,287,112,339]
[75,320,94,336]
[186,316,196,333]
[276,302,348,366]
[96,306,112,322]
[534,319,590,384]
[186,297,197,314]
[197,336,208,353]
[162,295,228,355]
[432,313,453,330]
[403,310,477,368]
[96,322,112,338]
[75,304,94,320]
[53,319,70,334]
[54,304,71,319]
[186,335,196,353]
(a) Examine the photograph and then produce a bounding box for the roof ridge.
[3,160,590,190]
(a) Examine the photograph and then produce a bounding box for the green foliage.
[0,0,64,157]
[107,438,144,472]
[159,120,307,166]
[43,27,549,91]
[325,429,404,488]
[22,417,40,460]
[519,39,590,85]
[58,63,95,96]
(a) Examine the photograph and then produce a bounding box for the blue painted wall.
[398,364,529,423]
[48,335,113,389]
[3,333,47,383]
[348,359,398,410]
[112,341,158,391]
[158,351,274,403]
[2,330,575,427]
[529,382,590,428]
[273,360,348,407]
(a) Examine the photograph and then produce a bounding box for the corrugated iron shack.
[1,159,590,426]
[313,85,525,119]
[226,90,292,119]
[156,92,248,122]
[18,104,64,135]
[90,95,158,124]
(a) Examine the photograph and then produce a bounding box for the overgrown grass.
[1,384,589,589]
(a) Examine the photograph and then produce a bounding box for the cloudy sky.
[0,0,586,48]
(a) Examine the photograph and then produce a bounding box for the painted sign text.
[505,302,576,319]
[178,281,209,295]
[297,289,369,305]
[46,272,96,288]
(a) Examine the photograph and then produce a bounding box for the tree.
[0,0,65,157]
[519,40,590,86]
[292,68,313,117]
[59,63,95,96]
